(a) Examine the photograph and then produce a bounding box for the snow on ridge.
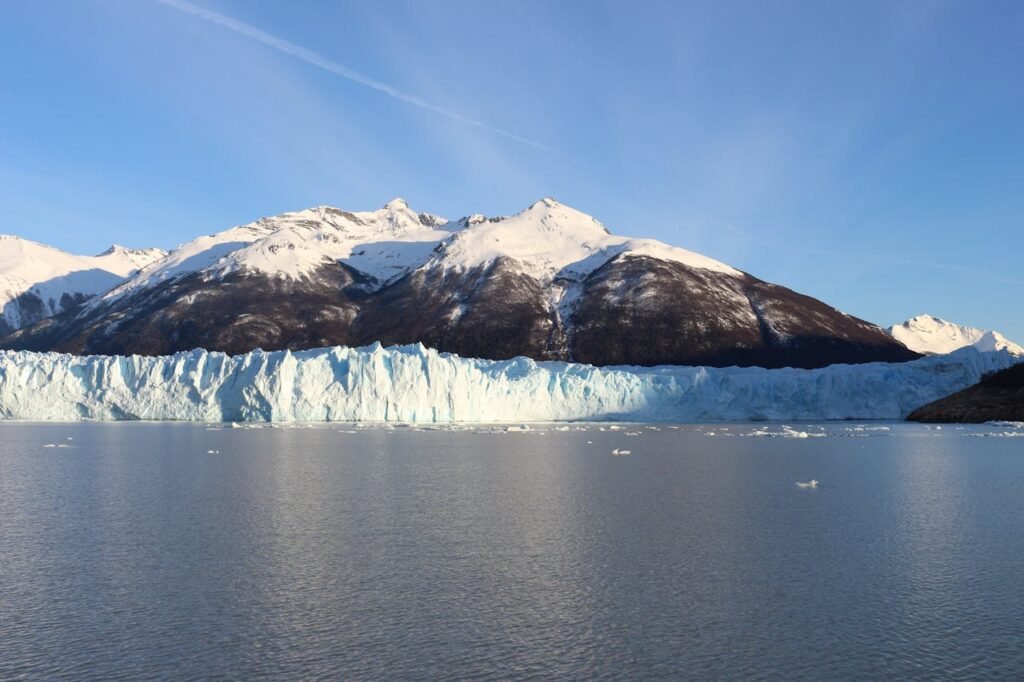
[0,235,166,330]
[94,197,743,304]
[889,314,1023,356]
[429,197,741,282]
[210,201,452,284]
[0,344,1014,423]
[98,199,456,301]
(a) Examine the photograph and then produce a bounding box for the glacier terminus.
[0,344,1015,423]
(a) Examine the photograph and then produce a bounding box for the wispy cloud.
[153,0,557,154]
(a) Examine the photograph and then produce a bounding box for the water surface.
[1,422,1022,679]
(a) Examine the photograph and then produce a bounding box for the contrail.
[153,0,556,153]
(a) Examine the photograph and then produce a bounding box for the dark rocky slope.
[907,363,1024,423]
[1,253,917,368]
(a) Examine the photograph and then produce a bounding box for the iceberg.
[0,344,1016,423]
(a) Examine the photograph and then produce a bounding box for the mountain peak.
[528,197,561,210]
[510,197,610,236]
[383,197,410,211]
[98,244,126,257]
[889,315,1023,356]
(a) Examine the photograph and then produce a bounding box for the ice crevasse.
[0,343,1016,422]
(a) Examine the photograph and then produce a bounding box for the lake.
[1,422,1022,679]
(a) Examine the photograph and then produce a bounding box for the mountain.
[888,315,1024,356]
[907,363,1024,423]
[0,198,918,369]
[0,236,167,336]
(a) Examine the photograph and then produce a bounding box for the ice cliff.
[2,342,1015,421]
[0,344,1016,423]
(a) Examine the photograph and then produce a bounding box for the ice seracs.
[888,315,1023,356]
[0,344,1014,423]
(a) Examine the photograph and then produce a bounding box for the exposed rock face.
[907,363,1024,423]
[1,198,918,369]
[566,255,912,368]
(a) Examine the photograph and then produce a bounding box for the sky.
[1,0,1022,340]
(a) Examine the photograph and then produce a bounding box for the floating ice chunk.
[612,448,632,456]
[745,426,827,439]
[966,431,1024,438]
[796,479,820,488]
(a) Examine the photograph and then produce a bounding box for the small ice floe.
[66,437,73,440]
[745,426,827,439]
[987,421,1024,429]
[966,431,1024,438]
[612,448,632,456]
[206,449,220,454]
[506,425,531,433]
[43,443,57,448]
[795,479,820,489]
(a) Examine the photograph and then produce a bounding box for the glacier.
[0,344,1018,423]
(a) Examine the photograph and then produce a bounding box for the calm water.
[1,422,1022,680]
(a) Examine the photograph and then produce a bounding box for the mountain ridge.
[0,235,166,336]
[1,198,918,369]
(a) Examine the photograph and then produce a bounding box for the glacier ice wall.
[0,343,1017,422]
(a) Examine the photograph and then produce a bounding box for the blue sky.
[1,0,1021,339]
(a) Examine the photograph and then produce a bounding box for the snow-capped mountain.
[0,236,166,336]
[888,315,1023,356]
[1,198,917,369]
